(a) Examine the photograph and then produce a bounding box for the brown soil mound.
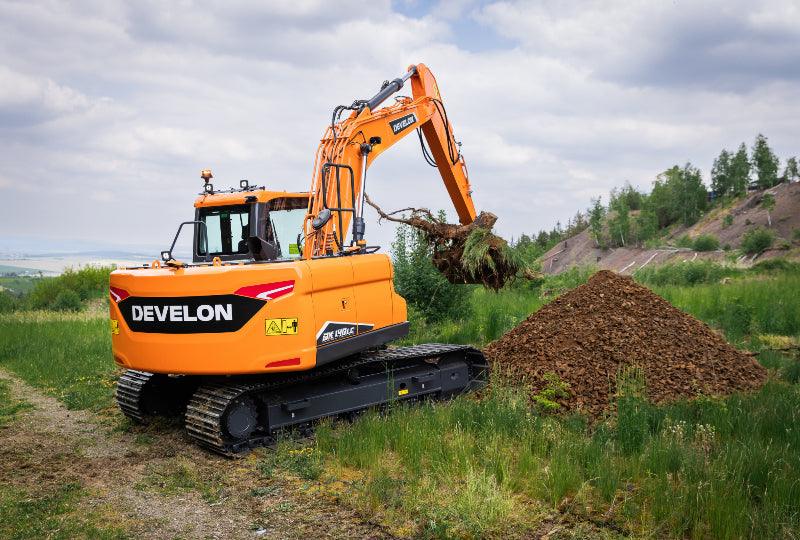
[484,270,767,417]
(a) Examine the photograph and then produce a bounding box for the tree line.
[514,133,796,255]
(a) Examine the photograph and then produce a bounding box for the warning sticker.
[110,319,120,335]
[265,318,299,336]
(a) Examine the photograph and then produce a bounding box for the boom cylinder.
[365,65,417,111]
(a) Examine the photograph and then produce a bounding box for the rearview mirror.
[312,209,332,230]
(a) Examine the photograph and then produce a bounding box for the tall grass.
[653,274,800,343]
[401,286,544,346]
[315,376,800,539]
[401,266,594,347]
[406,262,800,348]
[0,317,115,410]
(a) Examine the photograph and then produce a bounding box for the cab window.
[197,205,250,256]
[267,198,307,259]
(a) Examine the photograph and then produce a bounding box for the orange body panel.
[109,253,406,375]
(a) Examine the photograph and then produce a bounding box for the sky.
[1,0,798,256]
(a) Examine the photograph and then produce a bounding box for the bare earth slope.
[542,182,800,275]
[485,271,766,417]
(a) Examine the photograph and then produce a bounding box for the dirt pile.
[365,194,519,290]
[484,270,767,416]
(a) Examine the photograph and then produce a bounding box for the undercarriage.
[117,344,488,456]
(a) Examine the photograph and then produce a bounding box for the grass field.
[0,265,799,538]
[0,483,126,540]
[0,314,114,411]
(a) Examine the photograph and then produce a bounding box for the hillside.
[542,182,800,274]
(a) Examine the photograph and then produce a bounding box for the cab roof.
[194,189,309,208]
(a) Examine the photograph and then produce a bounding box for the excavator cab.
[193,191,308,263]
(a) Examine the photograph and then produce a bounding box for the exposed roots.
[365,194,521,290]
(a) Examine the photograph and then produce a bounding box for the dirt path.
[0,369,390,539]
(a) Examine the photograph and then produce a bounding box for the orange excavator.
[111,64,488,454]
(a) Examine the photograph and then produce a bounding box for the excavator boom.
[304,64,476,258]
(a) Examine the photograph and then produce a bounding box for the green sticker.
[289,243,300,255]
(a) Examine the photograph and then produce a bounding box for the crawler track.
[184,343,488,456]
[116,370,154,422]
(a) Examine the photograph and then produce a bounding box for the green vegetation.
[519,133,793,258]
[692,233,720,251]
[0,378,31,427]
[752,134,781,190]
[0,483,125,540]
[634,260,738,286]
[741,227,775,255]
[722,214,734,228]
[392,219,469,322]
[0,317,115,411]
[461,226,524,280]
[258,441,324,481]
[675,234,693,248]
[531,371,570,412]
[315,376,800,539]
[0,266,113,313]
[652,273,800,343]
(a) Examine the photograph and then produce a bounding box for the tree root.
[364,193,521,290]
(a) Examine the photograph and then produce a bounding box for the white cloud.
[0,0,798,253]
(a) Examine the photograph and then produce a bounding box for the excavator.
[111,64,489,455]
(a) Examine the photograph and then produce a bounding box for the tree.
[391,216,468,322]
[752,134,780,189]
[675,164,708,226]
[588,197,605,248]
[710,149,732,198]
[535,230,550,249]
[635,201,659,244]
[611,181,644,211]
[761,193,776,227]
[729,143,751,196]
[653,164,707,227]
[783,157,799,183]
[608,197,630,247]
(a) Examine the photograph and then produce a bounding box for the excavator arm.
[303,63,477,258]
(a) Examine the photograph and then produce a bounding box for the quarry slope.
[542,182,800,275]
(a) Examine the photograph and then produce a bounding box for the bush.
[51,289,83,312]
[722,214,734,229]
[25,266,112,311]
[675,234,693,248]
[741,227,775,255]
[392,221,470,323]
[793,229,800,242]
[692,234,720,252]
[634,261,738,286]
